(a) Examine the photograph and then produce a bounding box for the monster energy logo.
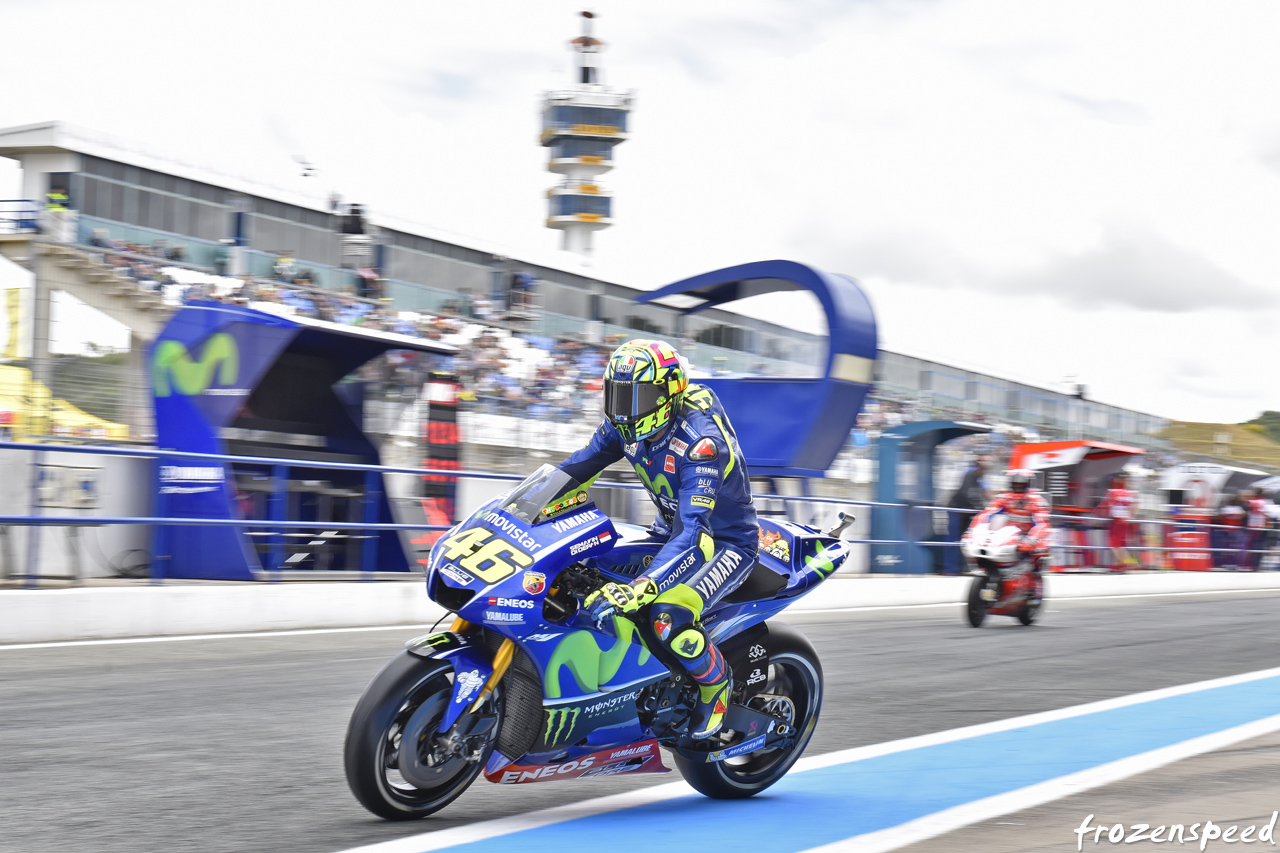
[543,707,582,746]
[152,333,240,397]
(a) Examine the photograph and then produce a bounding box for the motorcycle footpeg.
[673,703,794,762]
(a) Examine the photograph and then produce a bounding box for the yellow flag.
[2,289,22,359]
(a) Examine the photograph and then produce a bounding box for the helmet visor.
[604,379,665,424]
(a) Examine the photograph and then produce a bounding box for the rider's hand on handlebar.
[1017,535,1037,554]
[583,578,658,624]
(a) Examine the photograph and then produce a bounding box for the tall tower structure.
[542,11,633,260]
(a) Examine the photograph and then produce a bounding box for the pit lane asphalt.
[1,589,1278,853]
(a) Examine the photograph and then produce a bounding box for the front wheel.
[674,623,822,799]
[967,573,994,628]
[344,651,500,820]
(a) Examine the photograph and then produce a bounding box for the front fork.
[409,617,513,761]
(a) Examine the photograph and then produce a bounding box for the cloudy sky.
[1,0,1277,423]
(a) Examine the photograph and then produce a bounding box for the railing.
[1,440,1278,588]
[0,200,39,234]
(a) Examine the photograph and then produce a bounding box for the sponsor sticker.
[707,733,768,762]
[746,667,767,686]
[522,571,546,595]
[670,438,689,456]
[696,466,720,476]
[688,437,718,461]
[749,643,767,662]
[487,597,534,609]
[691,495,715,510]
[488,739,666,784]
[440,563,474,585]
[570,536,601,556]
[693,550,743,600]
[483,610,525,623]
[454,669,484,704]
[664,455,675,474]
[551,510,601,534]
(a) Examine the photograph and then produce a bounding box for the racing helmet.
[603,339,689,443]
[1007,469,1035,494]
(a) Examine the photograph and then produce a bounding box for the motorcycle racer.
[966,469,1052,568]
[556,339,759,740]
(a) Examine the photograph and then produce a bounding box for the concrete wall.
[0,447,152,582]
[2,572,1277,645]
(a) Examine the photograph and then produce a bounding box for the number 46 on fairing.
[439,527,533,583]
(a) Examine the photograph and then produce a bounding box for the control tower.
[541,11,633,260]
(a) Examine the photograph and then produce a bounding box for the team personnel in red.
[965,469,1052,568]
[1245,489,1273,571]
[1096,473,1139,572]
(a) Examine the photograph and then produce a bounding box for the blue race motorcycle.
[344,465,852,820]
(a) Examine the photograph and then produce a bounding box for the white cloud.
[1,0,1278,421]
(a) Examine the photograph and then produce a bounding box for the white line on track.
[330,664,1280,853]
[0,623,435,652]
[5,586,1278,651]
[796,585,1280,615]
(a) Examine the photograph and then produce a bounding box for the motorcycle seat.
[722,561,789,603]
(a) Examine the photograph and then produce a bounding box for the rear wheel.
[675,623,822,799]
[344,651,500,820]
[1018,572,1044,625]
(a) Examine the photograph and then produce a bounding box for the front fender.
[404,631,495,733]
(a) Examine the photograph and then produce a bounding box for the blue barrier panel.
[148,301,455,580]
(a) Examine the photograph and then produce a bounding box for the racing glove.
[584,578,659,623]
[1017,535,1038,554]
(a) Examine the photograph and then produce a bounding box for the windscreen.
[477,464,591,525]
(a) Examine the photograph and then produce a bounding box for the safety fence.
[0,200,39,234]
[0,440,1276,585]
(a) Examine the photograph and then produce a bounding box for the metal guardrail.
[0,441,1276,586]
[0,200,39,234]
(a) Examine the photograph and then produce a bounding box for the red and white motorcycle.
[962,513,1044,628]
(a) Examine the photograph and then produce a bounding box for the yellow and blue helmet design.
[603,339,689,443]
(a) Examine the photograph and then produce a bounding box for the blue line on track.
[427,674,1280,853]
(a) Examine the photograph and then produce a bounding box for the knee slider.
[671,628,707,660]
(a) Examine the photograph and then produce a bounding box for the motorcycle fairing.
[402,631,497,733]
[484,738,669,784]
[521,616,670,703]
[586,522,666,581]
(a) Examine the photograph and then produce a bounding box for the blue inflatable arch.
[636,260,878,477]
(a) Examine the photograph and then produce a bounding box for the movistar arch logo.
[152,333,240,397]
[543,619,652,699]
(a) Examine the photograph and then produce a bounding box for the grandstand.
[0,121,1169,450]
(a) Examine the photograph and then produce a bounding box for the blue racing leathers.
[559,383,759,603]
[559,384,759,699]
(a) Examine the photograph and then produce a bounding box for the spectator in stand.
[945,455,989,575]
[1096,473,1139,573]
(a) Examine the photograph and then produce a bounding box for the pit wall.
[2,571,1276,645]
